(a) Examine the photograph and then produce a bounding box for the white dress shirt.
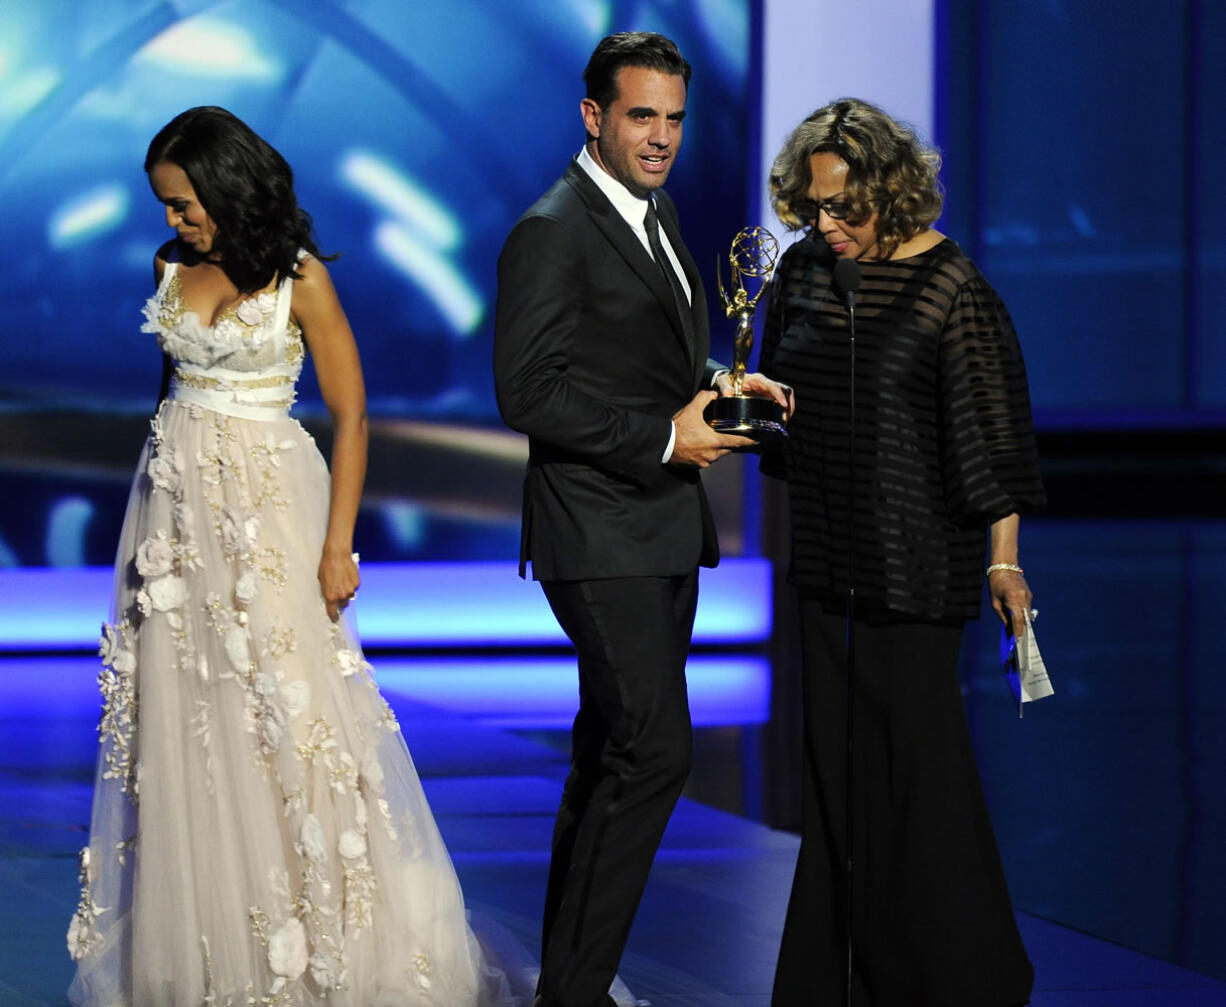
[576,146,692,304]
[576,146,706,462]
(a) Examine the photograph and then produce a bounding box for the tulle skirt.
[67,399,527,1006]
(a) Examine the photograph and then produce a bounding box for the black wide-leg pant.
[772,600,1034,1007]
[537,572,698,1007]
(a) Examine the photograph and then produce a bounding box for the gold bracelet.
[986,562,1024,576]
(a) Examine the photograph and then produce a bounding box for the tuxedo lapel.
[563,163,694,363]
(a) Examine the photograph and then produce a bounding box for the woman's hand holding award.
[704,226,788,442]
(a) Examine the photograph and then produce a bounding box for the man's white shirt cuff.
[662,422,677,463]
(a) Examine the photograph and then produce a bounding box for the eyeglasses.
[792,197,852,221]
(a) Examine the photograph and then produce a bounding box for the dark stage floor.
[2,654,1224,1006]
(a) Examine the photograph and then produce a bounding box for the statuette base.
[705,394,788,444]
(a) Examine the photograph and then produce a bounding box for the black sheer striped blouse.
[759,235,1045,623]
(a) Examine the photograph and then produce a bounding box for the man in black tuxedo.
[494,31,791,1007]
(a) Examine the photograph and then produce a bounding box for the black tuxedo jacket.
[494,160,721,580]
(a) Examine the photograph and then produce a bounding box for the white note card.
[1002,609,1054,718]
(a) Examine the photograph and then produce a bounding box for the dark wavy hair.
[145,106,328,293]
[583,32,691,111]
[769,97,943,259]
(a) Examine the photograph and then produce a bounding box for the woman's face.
[148,161,218,254]
[805,151,879,261]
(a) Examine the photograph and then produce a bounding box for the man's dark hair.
[583,32,691,110]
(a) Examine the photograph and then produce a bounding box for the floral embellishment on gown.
[67,848,106,962]
[140,275,282,368]
[95,621,138,798]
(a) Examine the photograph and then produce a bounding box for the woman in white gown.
[66,106,527,1006]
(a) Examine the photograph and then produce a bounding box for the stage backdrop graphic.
[0,0,755,567]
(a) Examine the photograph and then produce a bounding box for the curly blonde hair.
[769,98,943,259]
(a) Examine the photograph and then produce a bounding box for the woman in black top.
[761,98,1043,1006]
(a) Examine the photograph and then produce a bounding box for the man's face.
[581,65,686,198]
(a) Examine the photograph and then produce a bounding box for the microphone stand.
[831,256,860,1007]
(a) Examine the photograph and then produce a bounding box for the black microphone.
[832,256,861,310]
[831,248,863,1007]
[828,251,858,1007]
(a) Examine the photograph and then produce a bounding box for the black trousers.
[772,601,1034,1007]
[537,572,698,1007]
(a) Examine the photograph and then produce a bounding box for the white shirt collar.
[574,144,690,303]
[576,145,651,233]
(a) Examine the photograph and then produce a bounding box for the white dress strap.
[272,273,293,361]
[271,250,308,360]
[158,259,179,296]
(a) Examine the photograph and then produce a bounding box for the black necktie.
[644,200,694,350]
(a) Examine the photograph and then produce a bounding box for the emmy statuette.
[703,226,787,442]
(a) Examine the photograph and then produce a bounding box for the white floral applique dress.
[67,258,521,1006]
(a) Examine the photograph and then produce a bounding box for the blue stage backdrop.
[935,0,1226,429]
[0,0,755,567]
